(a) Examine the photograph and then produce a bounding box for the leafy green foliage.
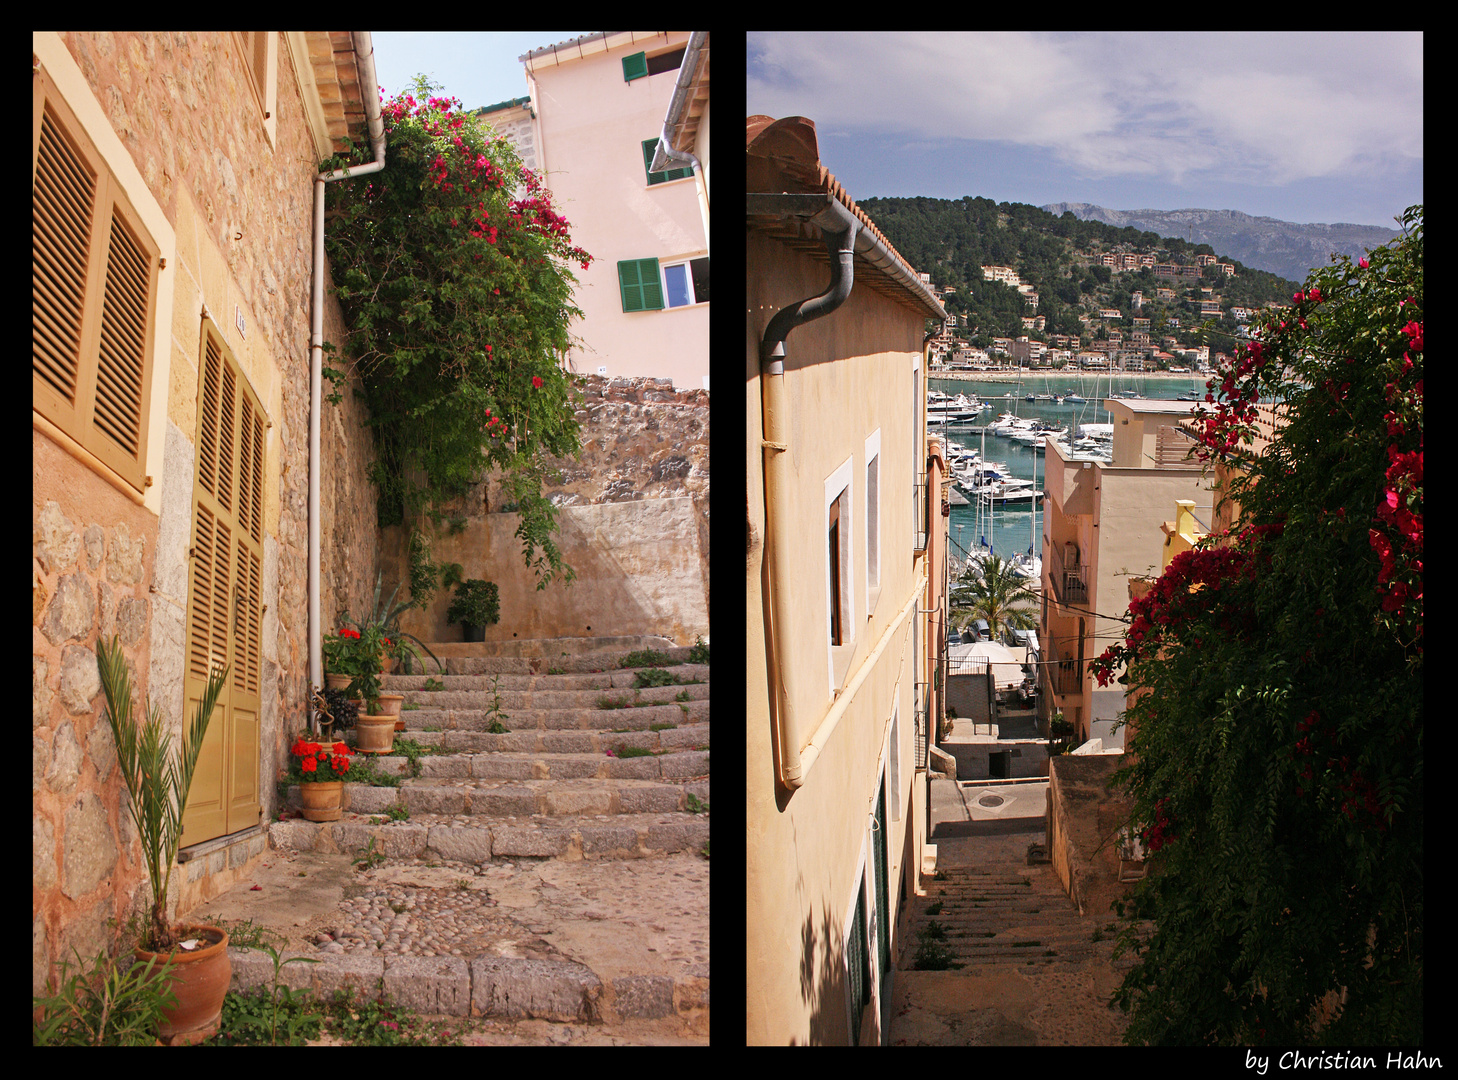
[33,948,179,1046]
[322,76,588,587]
[951,553,1038,642]
[1097,208,1422,1045]
[96,636,229,953]
[444,578,499,626]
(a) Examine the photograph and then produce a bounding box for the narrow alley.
[887,767,1136,1046]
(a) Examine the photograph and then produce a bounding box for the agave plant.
[96,636,228,953]
[360,569,442,676]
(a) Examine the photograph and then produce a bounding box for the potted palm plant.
[446,578,500,642]
[95,635,230,1045]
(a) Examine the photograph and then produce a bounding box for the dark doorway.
[989,751,1011,779]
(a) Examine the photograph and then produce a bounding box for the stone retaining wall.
[382,375,710,646]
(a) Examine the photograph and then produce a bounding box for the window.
[623,47,684,83]
[826,458,856,690]
[865,431,881,597]
[845,874,870,1046]
[618,256,708,312]
[641,138,693,185]
[829,494,844,646]
[235,33,276,126]
[646,47,685,77]
[33,65,159,494]
[663,257,709,307]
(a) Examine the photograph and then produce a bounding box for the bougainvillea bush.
[1091,207,1421,1045]
[322,76,592,587]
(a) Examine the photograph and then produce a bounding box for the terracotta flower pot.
[299,779,345,821]
[355,713,397,754]
[376,693,404,717]
[134,924,230,1045]
[324,673,352,692]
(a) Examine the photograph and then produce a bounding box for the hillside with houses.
[858,196,1300,374]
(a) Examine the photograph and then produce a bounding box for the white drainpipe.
[309,31,386,709]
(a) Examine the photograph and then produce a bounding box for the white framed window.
[826,456,855,695]
[865,429,881,613]
[662,256,709,308]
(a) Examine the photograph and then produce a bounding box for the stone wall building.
[33,31,381,993]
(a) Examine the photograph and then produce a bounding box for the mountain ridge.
[1040,202,1400,285]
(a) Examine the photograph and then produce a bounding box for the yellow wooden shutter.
[182,326,264,844]
[32,106,96,426]
[32,67,157,493]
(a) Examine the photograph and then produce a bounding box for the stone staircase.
[221,637,709,1039]
[908,864,1127,971]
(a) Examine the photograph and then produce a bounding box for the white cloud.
[747,31,1423,187]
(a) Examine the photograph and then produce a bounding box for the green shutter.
[622,51,648,82]
[641,138,694,185]
[617,258,663,312]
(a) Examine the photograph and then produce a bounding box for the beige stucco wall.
[526,32,708,389]
[746,228,932,1044]
[1041,436,1212,741]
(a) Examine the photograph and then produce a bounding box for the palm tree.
[952,553,1039,643]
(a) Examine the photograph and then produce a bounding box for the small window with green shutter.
[617,258,664,312]
[622,51,648,82]
[641,138,694,186]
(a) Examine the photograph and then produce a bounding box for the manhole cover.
[978,795,1005,807]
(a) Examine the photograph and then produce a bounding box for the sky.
[747,31,1423,228]
[370,32,593,111]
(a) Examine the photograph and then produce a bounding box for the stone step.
[226,947,707,1032]
[395,699,710,733]
[384,666,711,696]
[397,644,704,678]
[911,864,1132,971]
[389,722,709,756]
[397,777,707,819]
[269,811,710,862]
[413,749,711,782]
[286,773,711,821]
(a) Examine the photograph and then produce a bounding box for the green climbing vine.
[321,75,590,588]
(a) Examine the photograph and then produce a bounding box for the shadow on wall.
[383,497,710,646]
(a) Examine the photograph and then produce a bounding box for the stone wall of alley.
[382,375,711,647]
[35,32,380,992]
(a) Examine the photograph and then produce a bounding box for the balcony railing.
[1043,638,1083,698]
[1049,541,1089,607]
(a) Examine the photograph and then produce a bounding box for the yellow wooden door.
[180,326,264,845]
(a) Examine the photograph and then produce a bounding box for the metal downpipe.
[761,219,858,789]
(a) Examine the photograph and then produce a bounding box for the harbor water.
[933,374,1210,570]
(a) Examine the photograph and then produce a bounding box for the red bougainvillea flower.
[532,376,544,389]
